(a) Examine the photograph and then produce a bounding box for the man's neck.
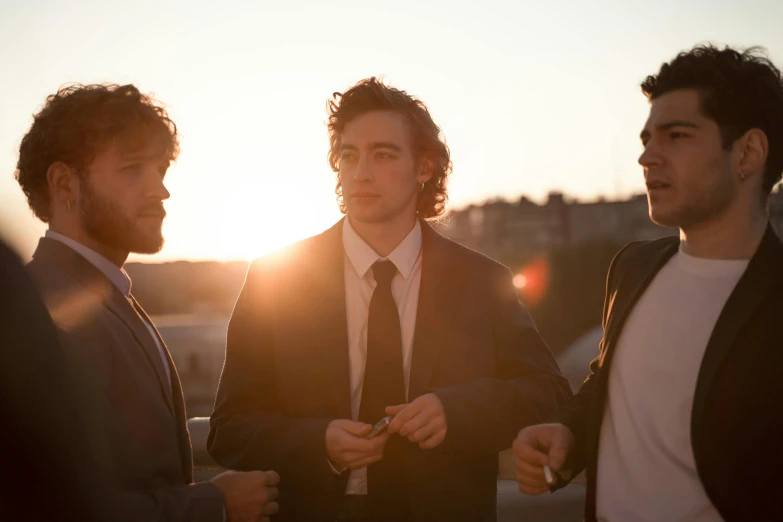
[47,225,129,267]
[348,214,418,258]
[679,204,767,260]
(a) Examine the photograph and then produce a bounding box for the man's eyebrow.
[367,142,402,152]
[640,120,700,141]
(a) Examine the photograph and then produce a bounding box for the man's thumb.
[344,422,372,437]
[547,432,570,472]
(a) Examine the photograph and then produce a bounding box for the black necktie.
[359,260,405,424]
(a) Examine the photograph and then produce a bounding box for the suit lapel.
[99,289,176,416]
[585,238,679,472]
[408,221,466,401]
[309,220,353,419]
[597,240,679,368]
[115,294,191,479]
[691,226,783,453]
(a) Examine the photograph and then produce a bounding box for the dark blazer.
[0,239,103,522]
[552,225,783,522]
[208,219,572,522]
[26,237,225,522]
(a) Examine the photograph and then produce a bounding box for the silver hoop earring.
[739,172,747,182]
[420,182,426,192]
[66,200,72,212]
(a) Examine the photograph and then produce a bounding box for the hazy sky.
[1,0,781,261]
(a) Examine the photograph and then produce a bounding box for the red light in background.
[514,256,550,308]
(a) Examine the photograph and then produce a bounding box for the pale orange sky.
[1,0,782,261]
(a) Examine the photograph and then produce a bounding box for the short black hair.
[642,45,783,197]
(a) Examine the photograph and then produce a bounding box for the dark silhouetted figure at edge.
[15,83,280,522]
[513,45,783,522]
[208,78,573,522]
[0,238,104,522]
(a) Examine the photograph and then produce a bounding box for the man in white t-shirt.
[512,44,783,521]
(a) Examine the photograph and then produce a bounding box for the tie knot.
[371,260,397,287]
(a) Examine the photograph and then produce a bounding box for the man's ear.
[47,162,79,209]
[735,128,768,184]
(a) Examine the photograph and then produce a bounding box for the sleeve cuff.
[327,458,346,475]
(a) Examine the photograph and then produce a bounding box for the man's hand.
[386,393,447,450]
[512,423,575,496]
[210,470,279,522]
[325,419,390,470]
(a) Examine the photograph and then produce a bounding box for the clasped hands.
[325,393,448,470]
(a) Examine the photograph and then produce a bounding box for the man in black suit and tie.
[15,83,280,522]
[513,45,783,522]
[207,77,572,522]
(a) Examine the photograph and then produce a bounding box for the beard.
[79,180,164,255]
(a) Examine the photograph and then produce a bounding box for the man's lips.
[646,180,671,190]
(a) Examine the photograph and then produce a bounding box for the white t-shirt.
[595,249,749,522]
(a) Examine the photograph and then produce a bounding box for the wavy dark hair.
[327,77,452,219]
[642,45,783,198]
[15,83,179,223]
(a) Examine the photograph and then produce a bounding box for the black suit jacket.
[553,225,783,522]
[208,219,572,522]
[27,237,225,522]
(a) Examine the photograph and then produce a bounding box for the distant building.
[437,192,676,260]
[438,186,783,260]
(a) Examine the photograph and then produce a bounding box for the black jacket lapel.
[408,221,467,401]
[310,220,353,419]
[691,225,783,458]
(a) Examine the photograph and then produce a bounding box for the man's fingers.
[264,486,279,502]
[388,403,419,434]
[513,438,549,467]
[262,470,280,486]
[418,428,446,450]
[516,472,549,490]
[410,421,439,443]
[341,421,373,437]
[547,436,569,472]
[398,411,427,438]
[515,460,546,482]
[261,501,280,516]
[385,403,406,417]
[346,453,384,470]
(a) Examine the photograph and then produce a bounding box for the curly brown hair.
[15,83,179,223]
[642,45,783,198]
[327,77,452,219]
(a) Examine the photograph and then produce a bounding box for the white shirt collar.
[342,218,422,280]
[45,230,133,297]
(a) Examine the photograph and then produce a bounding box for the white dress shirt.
[45,230,171,387]
[340,218,423,495]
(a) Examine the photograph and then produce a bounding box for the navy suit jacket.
[27,238,225,522]
[208,219,572,522]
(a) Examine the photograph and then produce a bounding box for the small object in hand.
[543,465,556,486]
[366,416,392,439]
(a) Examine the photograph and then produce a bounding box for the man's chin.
[127,235,165,255]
